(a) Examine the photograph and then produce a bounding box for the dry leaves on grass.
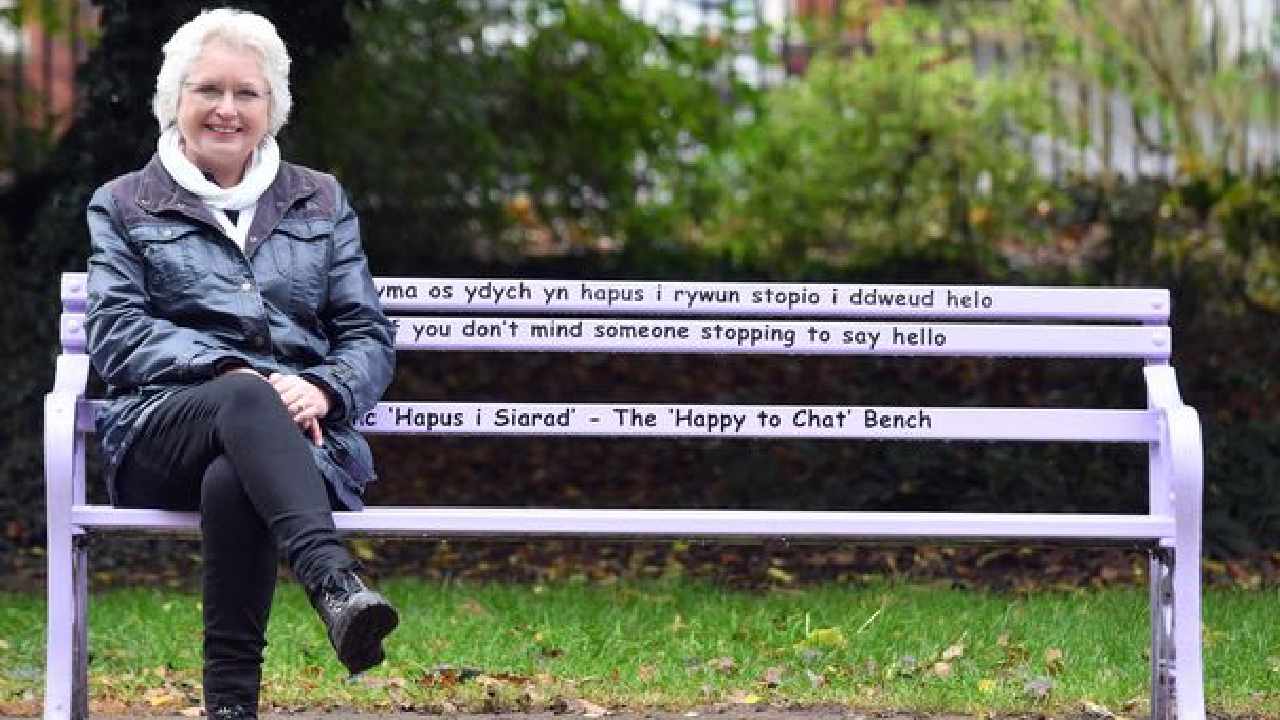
[759,666,785,687]
[1081,699,1117,719]
[1023,674,1055,701]
[416,665,486,688]
[941,641,966,661]
[706,656,736,674]
[551,696,610,717]
[1044,647,1066,675]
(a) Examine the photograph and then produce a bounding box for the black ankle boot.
[307,569,399,675]
[208,704,257,720]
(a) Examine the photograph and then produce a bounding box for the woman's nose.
[214,91,238,115]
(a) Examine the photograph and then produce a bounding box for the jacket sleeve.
[84,186,250,388]
[300,184,395,423]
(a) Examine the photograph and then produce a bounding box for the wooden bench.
[47,272,1205,720]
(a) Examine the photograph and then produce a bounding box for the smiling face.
[176,40,271,187]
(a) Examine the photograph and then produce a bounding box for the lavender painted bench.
[47,272,1205,720]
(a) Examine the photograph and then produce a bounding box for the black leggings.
[116,372,353,708]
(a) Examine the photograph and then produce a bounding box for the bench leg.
[72,536,90,720]
[44,531,75,720]
[44,533,89,720]
[1171,545,1206,720]
[1149,548,1175,720]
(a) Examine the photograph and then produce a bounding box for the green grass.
[2,579,1278,716]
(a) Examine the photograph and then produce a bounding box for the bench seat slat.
[78,401,1158,441]
[70,506,1175,542]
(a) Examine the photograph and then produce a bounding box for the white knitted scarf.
[157,126,281,250]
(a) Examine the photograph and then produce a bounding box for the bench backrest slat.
[59,273,1170,321]
[354,403,1160,442]
[373,279,1171,320]
[59,313,1172,360]
[386,317,1170,358]
[78,400,1158,442]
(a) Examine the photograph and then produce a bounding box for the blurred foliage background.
[1,0,1278,571]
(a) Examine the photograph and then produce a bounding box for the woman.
[84,9,398,719]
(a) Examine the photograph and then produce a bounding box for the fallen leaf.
[932,661,952,678]
[539,645,565,659]
[142,688,181,708]
[766,566,794,583]
[351,538,377,562]
[706,656,735,674]
[551,697,608,717]
[1044,647,1065,674]
[1082,700,1115,719]
[801,627,847,649]
[358,675,401,689]
[1023,675,1054,700]
[457,598,491,616]
[797,648,823,663]
[417,665,483,688]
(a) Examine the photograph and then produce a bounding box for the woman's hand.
[267,373,331,446]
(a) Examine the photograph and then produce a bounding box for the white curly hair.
[151,8,292,136]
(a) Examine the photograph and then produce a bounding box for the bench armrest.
[50,354,91,397]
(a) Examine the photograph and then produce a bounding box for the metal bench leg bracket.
[1150,547,1176,720]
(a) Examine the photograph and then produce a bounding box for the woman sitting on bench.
[83,8,398,720]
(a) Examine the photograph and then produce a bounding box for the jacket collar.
[134,153,320,248]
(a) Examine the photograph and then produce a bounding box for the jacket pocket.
[324,425,378,488]
[271,219,334,317]
[130,224,204,299]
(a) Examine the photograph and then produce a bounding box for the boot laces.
[209,704,254,720]
[319,570,367,612]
